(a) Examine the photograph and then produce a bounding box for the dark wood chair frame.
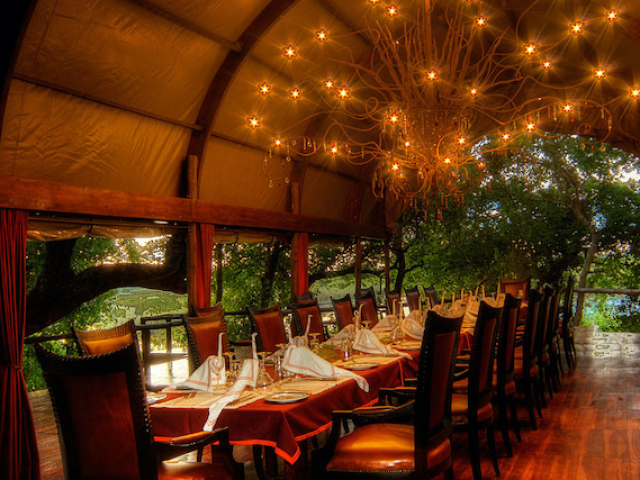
[291,298,327,342]
[312,310,463,479]
[248,303,287,354]
[35,343,242,480]
[405,286,422,312]
[331,294,354,331]
[183,302,231,374]
[451,301,502,480]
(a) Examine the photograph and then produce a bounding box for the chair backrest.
[522,289,542,368]
[291,299,326,342]
[495,294,522,389]
[405,286,422,312]
[385,289,402,315]
[534,288,552,358]
[499,278,530,301]
[467,301,502,412]
[545,288,561,346]
[36,343,156,480]
[183,302,230,373]
[423,284,439,308]
[355,295,379,328]
[331,294,353,330]
[73,319,138,356]
[414,309,463,471]
[560,278,575,339]
[248,303,287,353]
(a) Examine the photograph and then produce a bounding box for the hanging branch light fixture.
[252,0,636,217]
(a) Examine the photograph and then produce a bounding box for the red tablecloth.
[151,352,420,464]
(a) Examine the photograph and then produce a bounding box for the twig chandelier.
[248,0,637,218]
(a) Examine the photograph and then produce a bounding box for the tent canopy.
[2,0,640,239]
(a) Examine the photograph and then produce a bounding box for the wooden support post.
[187,155,199,313]
[384,239,391,291]
[291,233,299,301]
[216,243,223,303]
[355,237,362,294]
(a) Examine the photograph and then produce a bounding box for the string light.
[426,70,438,82]
[523,43,538,56]
[475,16,487,27]
[247,115,261,128]
[258,82,271,96]
[283,45,297,59]
[324,79,334,89]
[607,9,618,21]
[594,68,606,80]
[386,5,398,17]
[289,87,301,100]
[338,86,351,100]
[570,21,584,36]
[316,29,327,42]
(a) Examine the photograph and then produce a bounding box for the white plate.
[395,341,422,351]
[341,362,379,371]
[265,391,309,404]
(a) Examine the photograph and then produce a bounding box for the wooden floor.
[31,327,640,479]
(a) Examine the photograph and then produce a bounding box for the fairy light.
[258,82,271,96]
[475,16,487,27]
[283,45,297,59]
[324,79,334,89]
[458,136,466,145]
[630,88,640,98]
[247,115,261,129]
[564,103,573,112]
[386,5,398,17]
[391,163,400,171]
[523,43,537,56]
[542,59,552,70]
[330,145,339,155]
[469,87,479,96]
[274,138,282,147]
[607,9,618,22]
[289,87,301,100]
[443,157,452,164]
[526,122,535,132]
[338,86,351,100]
[570,21,584,36]
[502,133,511,141]
[426,70,438,82]
[594,68,606,80]
[316,29,327,42]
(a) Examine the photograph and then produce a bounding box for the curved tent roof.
[2,0,640,239]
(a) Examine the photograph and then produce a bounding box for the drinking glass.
[255,352,273,391]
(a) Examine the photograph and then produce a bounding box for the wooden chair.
[405,286,422,312]
[73,319,138,356]
[534,287,554,405]
[248,303,287,353]
[331,294,354,330]
[492,293,522,457]
[423,284,440,309]
[514,289,543,430]
[498,278,530,301]
[291,298,326,342]
[356,287,380,328]
[73,319,171,394]
[451,301,502,480]
[560,279,577,369]
[385,289,402,316]
[35,343,241,480]
[183,302,231,373]
[545,287,563,391]
[312,310,463,479]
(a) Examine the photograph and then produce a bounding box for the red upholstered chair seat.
[513,358,539,380]
[325,423,451,473]
[492,376,516,396]
[158,461,231,480]
[451,394,494,424]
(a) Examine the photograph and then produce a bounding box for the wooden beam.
[0,176,386,239]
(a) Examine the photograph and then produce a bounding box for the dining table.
[150,346,421,478]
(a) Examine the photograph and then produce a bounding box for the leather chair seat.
[513,359,538,380]
[451,394,494,424]
[159,461,234,480]
[492,376,516,396]
[325,423,450,473]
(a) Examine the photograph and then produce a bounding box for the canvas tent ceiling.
[2,0,640,240]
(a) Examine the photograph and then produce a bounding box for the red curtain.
[0,209,40,479]
[195,223,215,310]
[296,232,309,296]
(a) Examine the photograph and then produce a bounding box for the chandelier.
[252,0,633,218]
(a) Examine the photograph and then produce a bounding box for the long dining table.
[150,348,421,477]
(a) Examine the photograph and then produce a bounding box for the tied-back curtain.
[196,224,215,310]
[0,209,40,479]
[296,232,309,296]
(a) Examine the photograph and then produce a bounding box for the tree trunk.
[574,233,598,325]
[260,242,283,308]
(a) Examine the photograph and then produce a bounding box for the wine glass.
[275,343,294,379]
[224,353,238,387]
[255,352,273,391]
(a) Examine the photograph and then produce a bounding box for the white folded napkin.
[203,357,260,431]
[179,332,226,391]
[282,344,369,391]
[371,315,395,333]
[401,310,424,340]
[324,324,355,346]
[353,328,411,359]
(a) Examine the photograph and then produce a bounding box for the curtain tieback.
[8,364,22,370]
